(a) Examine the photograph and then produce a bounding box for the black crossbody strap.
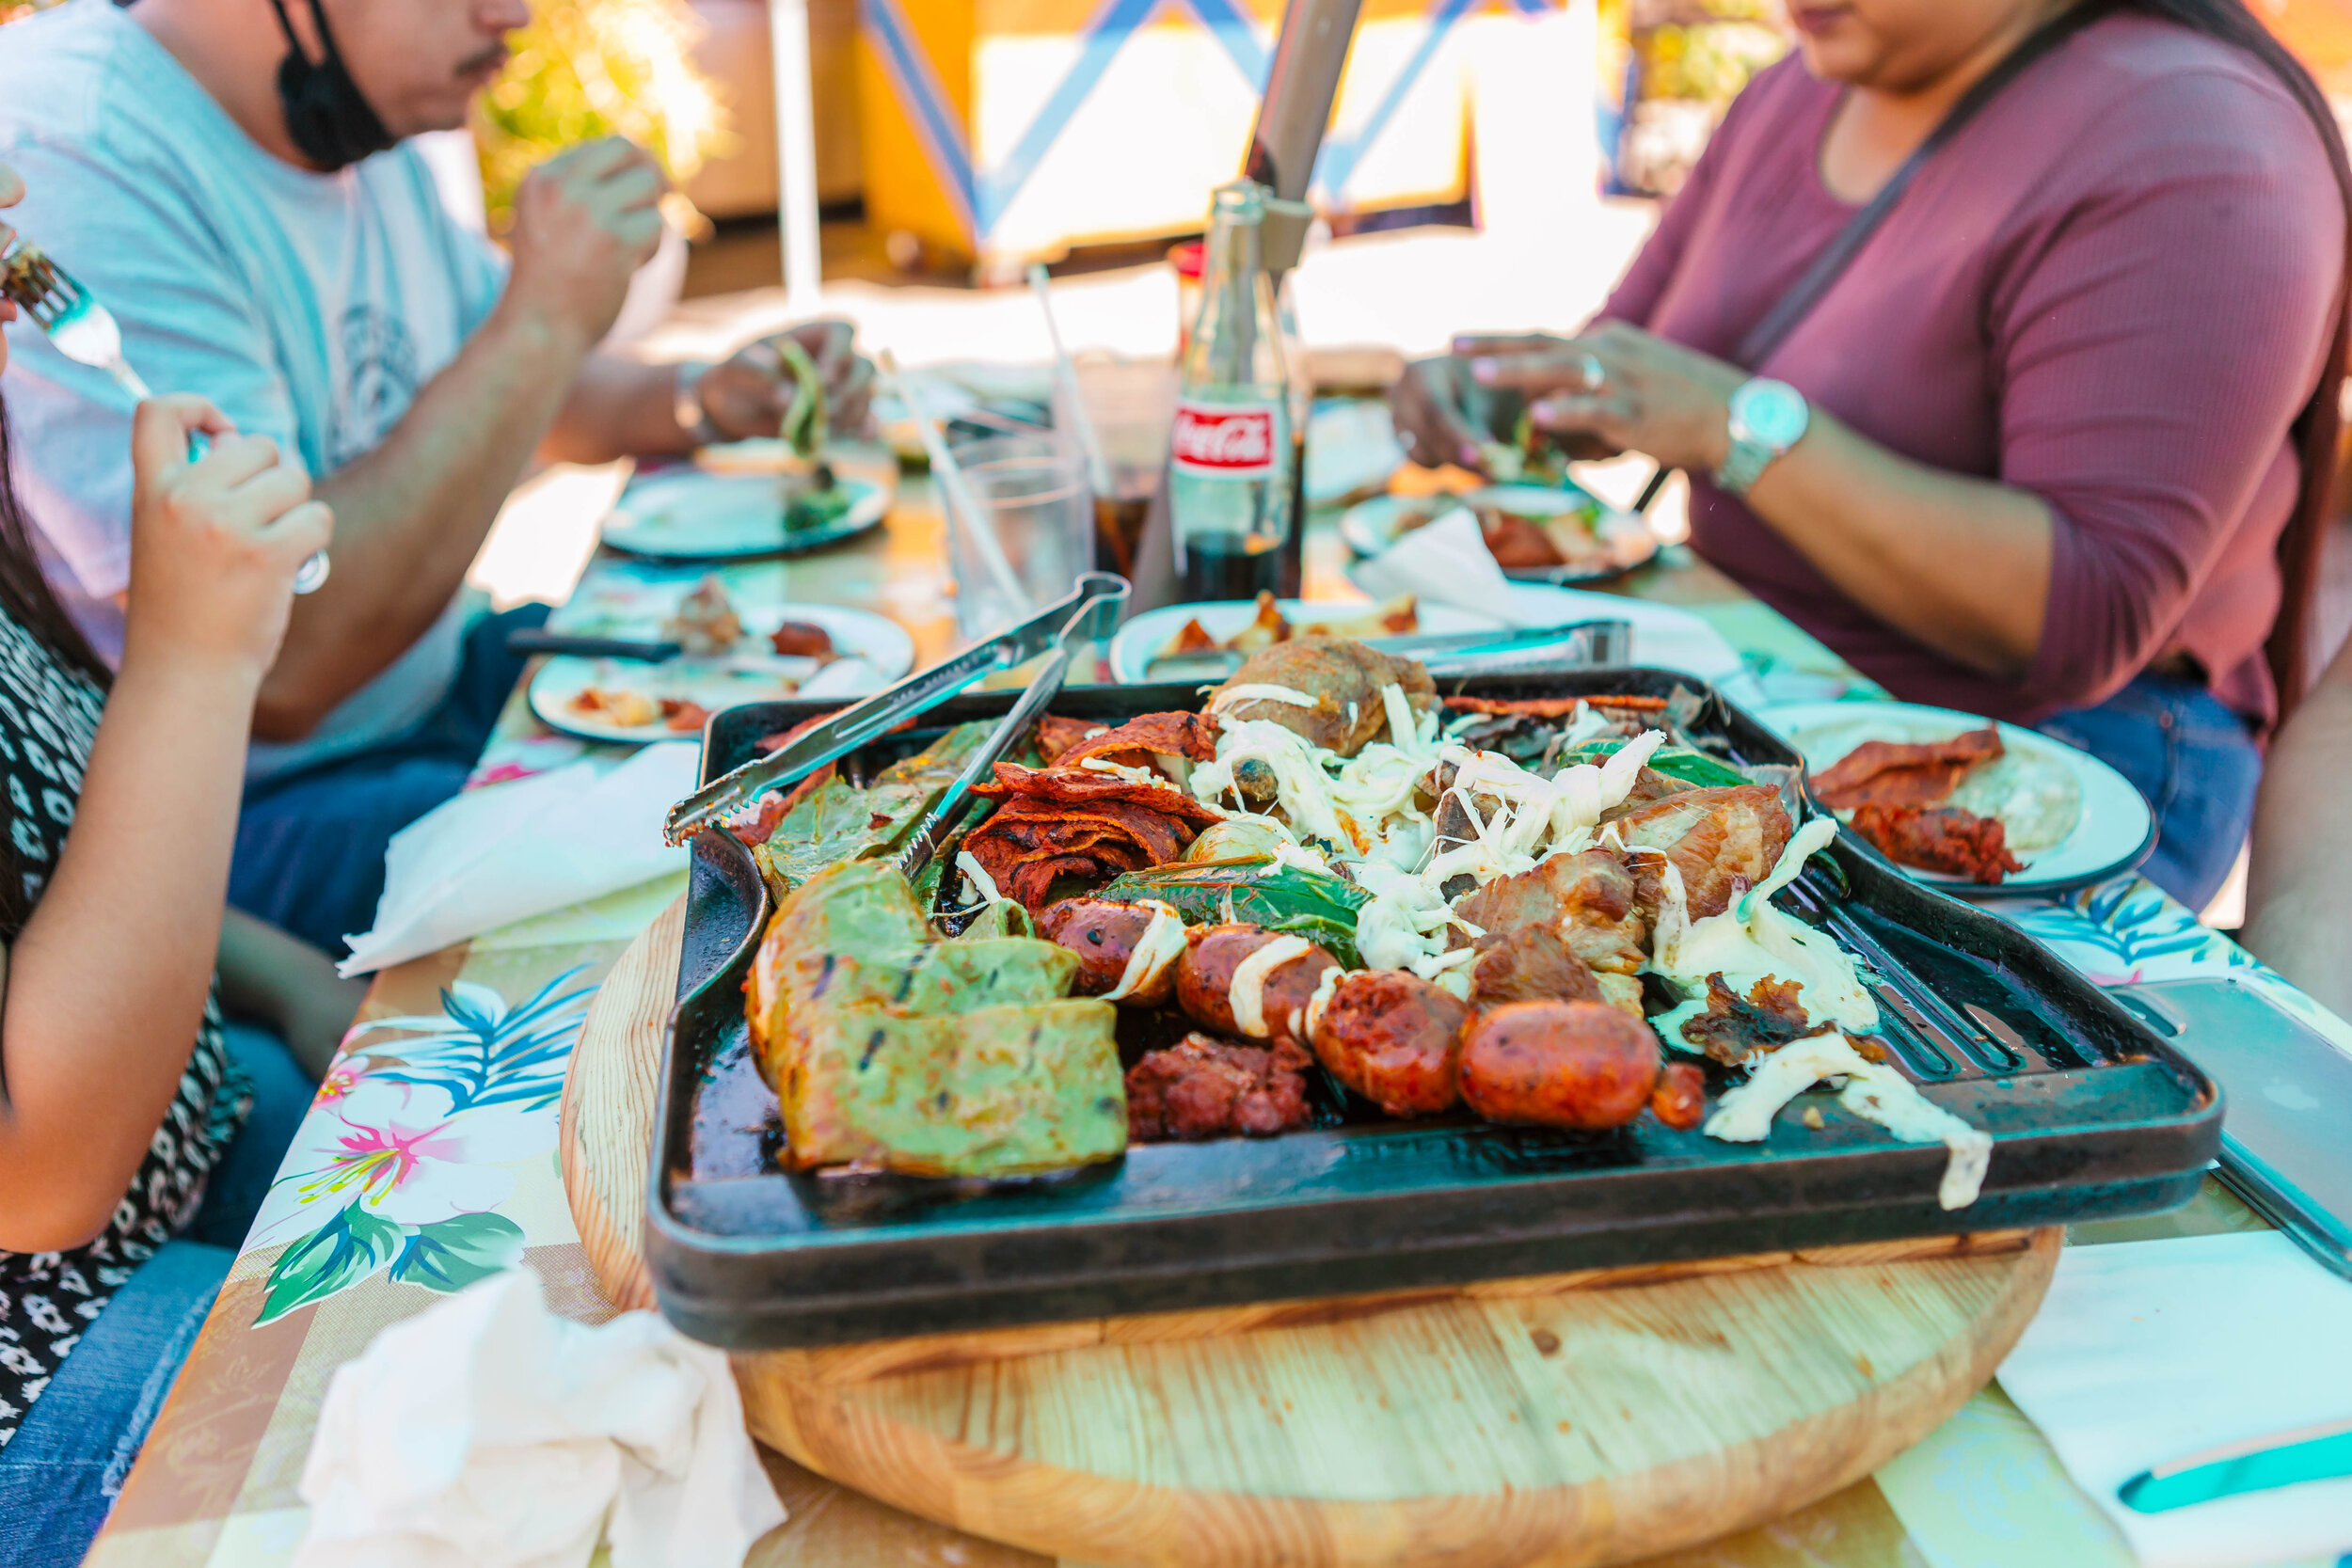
[1730,4,2107,371]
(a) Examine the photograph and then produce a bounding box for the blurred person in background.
[0,158,343,1565]
[1392,0,2349,910]
[2241,630,2352,1019]
[0,0,873,957]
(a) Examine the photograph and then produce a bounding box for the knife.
[506,628,685,662]
[663,572,1133,845]
[2119,1416,2352,1513]
[1142,617,1633,683]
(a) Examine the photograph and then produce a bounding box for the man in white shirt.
[0,0,867,953]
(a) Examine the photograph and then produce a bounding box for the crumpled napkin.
[1997,1230,2352,1568]
[341,741,697,975]
[1351,504,1752,690]
[294,1269,785,1568]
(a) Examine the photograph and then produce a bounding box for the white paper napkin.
[341,742,697,974]
[1351,505,1754,694]
[294,1270,785,1568]
[1997,1231,2352,1568]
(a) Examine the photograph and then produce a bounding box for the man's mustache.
[455,43,510,79]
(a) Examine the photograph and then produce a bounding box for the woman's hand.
[1465,322,1747,474]
[696,319,878,443]
[1389,350,1517,472]
[124,395,334,677]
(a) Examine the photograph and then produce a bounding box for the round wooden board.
[564,898,2060,1568]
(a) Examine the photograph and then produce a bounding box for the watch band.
[1712,378,1808,499]
[1714,435,1776,498]
[673,359,722,447]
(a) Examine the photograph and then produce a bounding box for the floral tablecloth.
[85,499,2351,1568]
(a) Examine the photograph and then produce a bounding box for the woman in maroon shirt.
[1393,0,2349,908]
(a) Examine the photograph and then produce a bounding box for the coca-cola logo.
[1171,403,1276,475]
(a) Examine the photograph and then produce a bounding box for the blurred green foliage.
[1638,18,1788,104]
[472,0,729,238]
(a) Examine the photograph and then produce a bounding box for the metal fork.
[1,227,329,595]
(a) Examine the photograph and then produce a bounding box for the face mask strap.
[269,0,397,171]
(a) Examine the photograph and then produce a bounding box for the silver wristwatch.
[672,359,722,447]
[1714,377,1809,497]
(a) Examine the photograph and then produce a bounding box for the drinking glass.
[947,431,1092,642]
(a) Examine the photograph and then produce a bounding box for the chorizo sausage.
[1457,1000,1661,1131]
[1309,970,1467,1117]
[1650,1060,1707,1131]
[1039,897,1184,1004]
[1176,924,1339,1044]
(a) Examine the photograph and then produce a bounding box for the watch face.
[1734,380,1809,450]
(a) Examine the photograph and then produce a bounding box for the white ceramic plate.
[1759,700,2155,895]
[1340,483,1659,584]
[529,603,913,744]
[600,467,890,560]
[1109,585,1746,688]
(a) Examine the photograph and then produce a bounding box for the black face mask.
[268,0,396,171]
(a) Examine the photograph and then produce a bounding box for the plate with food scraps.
[528,583,913,744]
[641,663,2216,1348]
[1341,483,1658,585]
[601,465,890,560]
[1110,588,1746,687]
[1760,700,2154,896]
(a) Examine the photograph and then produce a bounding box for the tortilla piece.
[1813,726,2003,810]
[1947,750,2083,851]
[785,1000,1124,1175]
[745,862,1121,1176]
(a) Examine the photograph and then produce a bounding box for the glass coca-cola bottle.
[1169,179,1295,603]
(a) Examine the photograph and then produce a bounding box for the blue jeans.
[0,1022,313,1567]
[2038,672,2261,911]
[230,603,549,956]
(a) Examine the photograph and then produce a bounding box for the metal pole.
[1243,0,1363,279]
[771,0,824,312]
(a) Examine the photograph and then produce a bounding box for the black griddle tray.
[645,670,2219,1349]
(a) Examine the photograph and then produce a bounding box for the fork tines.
[0,227,85,328]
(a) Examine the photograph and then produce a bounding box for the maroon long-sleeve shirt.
[1602,15,2343,726]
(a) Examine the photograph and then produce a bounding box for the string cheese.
[1208,683,1317,713]
[1701,1031,1993,1210]
[1229,936,1312,1037]
[1103,900,1186,1002]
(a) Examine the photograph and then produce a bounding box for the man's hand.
[693,320,878,445]
[505,136,665,345]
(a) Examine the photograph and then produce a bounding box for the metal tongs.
[891,588,1113,884]
[1143,616,1633,682]
[663,573,1133,846]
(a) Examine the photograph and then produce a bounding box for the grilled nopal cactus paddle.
[745,861,1125,1176]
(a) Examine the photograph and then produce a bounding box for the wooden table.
[85,466,2344,1568]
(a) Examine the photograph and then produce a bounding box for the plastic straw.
[880,350,1027,617]
[1026,263,1115,498]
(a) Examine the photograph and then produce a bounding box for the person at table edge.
[0,0,873,957]
[1392,0,2351,910]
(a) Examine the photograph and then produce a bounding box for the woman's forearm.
[2242,659,2352,1021]
[1742,411,2055,679]
[217,905,365,1078]
[0,656,258,1250]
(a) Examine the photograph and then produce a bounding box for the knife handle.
[505,628,681,662]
